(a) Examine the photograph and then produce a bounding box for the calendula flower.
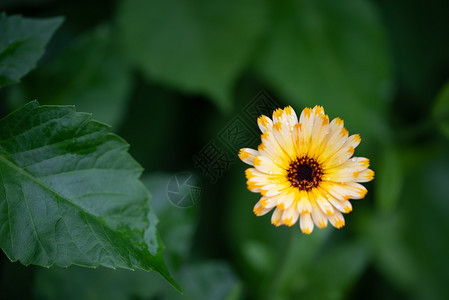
[239,105,374,234]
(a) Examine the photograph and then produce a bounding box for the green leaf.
[117,0,268,111]
[356,211,419,297]
[7,24,131,129]
[0,13,63,88]
[0,101,179,290]
[255,0,392,139]
[432,80,449,139]
[142,173,199,269]
[165,262,240,300]
[300,242,369,300]
[374,145,403,212]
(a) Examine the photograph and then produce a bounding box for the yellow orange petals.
[254,201,273,216]
[318,118,348,163]
[300,213,314,234]
[238,148,259,166]
[283,105,298,128]
[273,122,295,158]
[356,169,375,182]
[339,182,368,199]
[245,168,283,193]
[259,131,290,168]
[312,188,335,216]
[282,206,299,227]
[329,211,345,229]
[254,155,285,175]
[323,134,361,169]
[240,105,373,233]
[296,190,312,214]
[257,115,273,133]
[327,195,353,213]
[271,207,283,227]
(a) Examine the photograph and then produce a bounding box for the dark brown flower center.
[287,157,323,191]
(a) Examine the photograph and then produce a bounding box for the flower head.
[239,105,374,234]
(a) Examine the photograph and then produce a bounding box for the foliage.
[1,0,449,299]
[0,13,63,88]
[0,101,177,289]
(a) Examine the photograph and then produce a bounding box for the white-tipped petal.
[257,115,273,133]
[296,190,312,214]
[238,148,259,166]
[254,201,273,216]
[355,169,375,182]
[271,207,283,227]
[329,211,345,229]
[300,213,314,234]
[254,155,285,175]
[312,189,335,216]
[312,205,328,229]
[282,206,299,227]
[273,122,295,159]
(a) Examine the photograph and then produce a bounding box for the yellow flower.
[239,105,374,234]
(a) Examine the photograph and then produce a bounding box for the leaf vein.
[20,179,51,262]
[0,168,14,254]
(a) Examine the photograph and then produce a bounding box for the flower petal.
[254,155,285,175]
[282,206,299,227]
[300,213,314,234]
[310,191,328,228]
[259,131,290,169]
[313,188,335,216]
[339,182,368,199]
[308,111,330,159]
[273,122,295,159]
[254,201,274,216]
[329,211,345,229]
[238,148,259,166]
[275,188,295,210]
[355,168,375,182]
[296,190,312,214]
[327,195,353,213]
[318,117,348,162]
[257,115,273,133]
[245,168,285,193]
[324,134,361,169]
[271,207,283,227]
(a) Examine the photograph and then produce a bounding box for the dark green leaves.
[7,25,131,129]
[0,101,178,289]
[117,0,267,111]
[255,0,392,138]
[0,13,63,88]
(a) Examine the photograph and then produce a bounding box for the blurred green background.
[1,0,449,299]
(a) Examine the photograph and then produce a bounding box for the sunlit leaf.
[0,101,179,290]
[117,0,268,111]
[0,13,63,88]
